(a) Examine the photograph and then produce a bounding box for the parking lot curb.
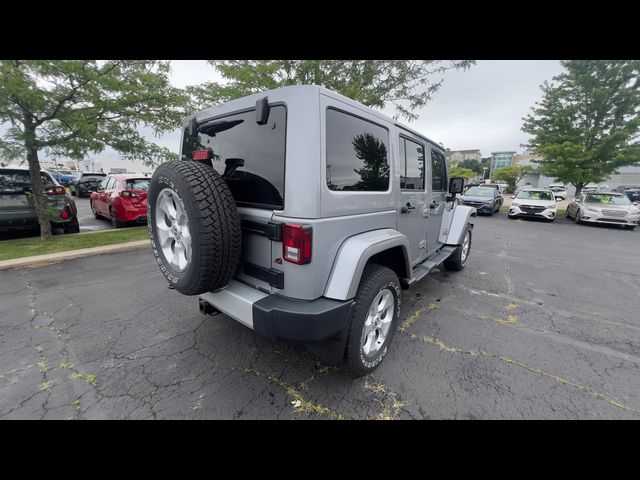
[0,239,150,271]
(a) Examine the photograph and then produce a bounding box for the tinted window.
[182,105,286,208]
[326,109,389,192]
[399,137,425,190]
[82,175,105,182]
[125,178,150,190]
[431,150,447,191]
[465,187,494,197]
[0,170,54,188]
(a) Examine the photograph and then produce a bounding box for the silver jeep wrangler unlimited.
[148,85,473,376]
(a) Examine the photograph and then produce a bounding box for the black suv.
[69,172,107,197]
[612,185,640,203]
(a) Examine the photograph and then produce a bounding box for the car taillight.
[44,186,66,195]
[282,224,312,265]
[192,150,211,161]
[60,209,69,219]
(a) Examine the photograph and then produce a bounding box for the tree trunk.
[26,148,53,240]
[574,183,584,197]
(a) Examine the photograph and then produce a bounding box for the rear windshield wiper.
[195,119,244,137]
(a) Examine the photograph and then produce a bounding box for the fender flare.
[324,229,411,301]
[441,205,475,245]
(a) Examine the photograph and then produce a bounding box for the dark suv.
[69,172,106,197]
[0,167,79,234]
[612,185,640,203]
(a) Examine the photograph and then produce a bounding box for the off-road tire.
[345,265,401,377]
[148,160,241,296]
[443,224,471,271]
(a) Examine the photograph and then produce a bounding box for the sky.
[5,60,566,163]
[154,60,565,158]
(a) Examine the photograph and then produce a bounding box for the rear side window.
[399,137,425,190]
[182,105,286,209]
[326,108,390,192]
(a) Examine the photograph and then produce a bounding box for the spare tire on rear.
[148,160,241,295]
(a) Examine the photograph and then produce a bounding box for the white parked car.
[508,188,557,222]
[548,184,568,200]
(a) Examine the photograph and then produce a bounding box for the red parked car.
[89,174,150,228]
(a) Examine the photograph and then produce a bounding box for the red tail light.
[44,186,66,195]
[282,224,312,265]
[60,209,69,219]
[192,150,212,161]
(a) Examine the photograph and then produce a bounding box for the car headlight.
[512,201,520,207]
[586,206,600,213]
[546,203,556,209]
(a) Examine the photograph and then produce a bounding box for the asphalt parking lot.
[1,214,639,419]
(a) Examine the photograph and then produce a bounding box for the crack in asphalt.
[397,309,639,416]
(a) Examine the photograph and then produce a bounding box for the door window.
[431,150,447,192]
[399,137,425,191]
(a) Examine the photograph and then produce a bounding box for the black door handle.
[401,202,415,214]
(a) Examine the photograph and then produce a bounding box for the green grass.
[0,227,149,262]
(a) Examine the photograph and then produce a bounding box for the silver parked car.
[566,192,640,230]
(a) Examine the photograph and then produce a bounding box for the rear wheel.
[63,217,80,234]
[110,207,124,229]
[148,161,241,295]
[345,265,400,377]
[443,225,471,271]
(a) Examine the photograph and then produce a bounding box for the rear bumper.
[114,202,147,223]
[198,279,354,343]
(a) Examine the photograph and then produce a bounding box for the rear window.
[125,178,150,190]
[182,105,286,209]
[0,170,55,188]
[82,175,105,181]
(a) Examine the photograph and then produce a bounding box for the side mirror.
[448,177,464,195]
[510,195,515,199]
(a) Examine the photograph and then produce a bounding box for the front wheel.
[443,225,471,271]
[345,265,401,377]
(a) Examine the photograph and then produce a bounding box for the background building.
[490,151,516,176]
[446,149,482,167]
